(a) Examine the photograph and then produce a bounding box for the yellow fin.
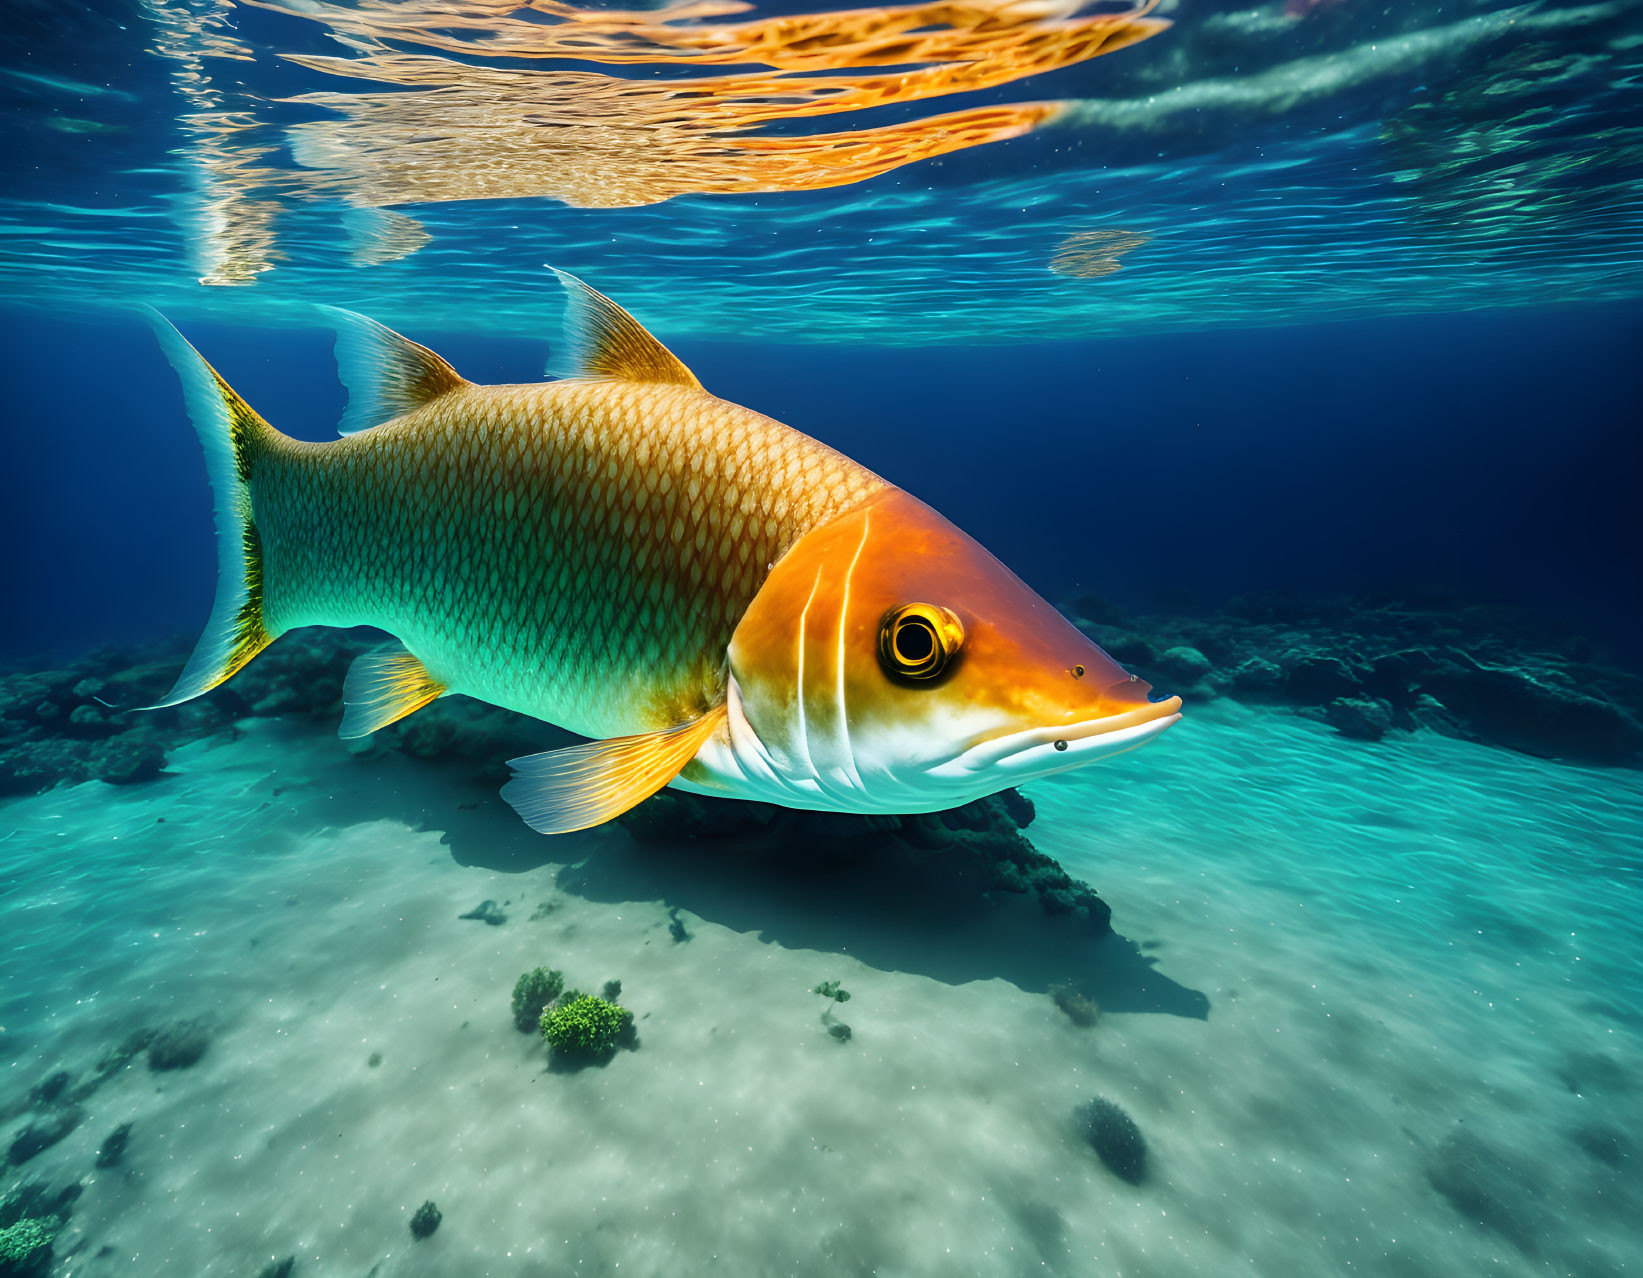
[339,644,447,739]
[549,268,702,390]
[322,306,467,435]
[501,704,727,834]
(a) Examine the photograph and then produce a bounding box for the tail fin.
[143,308,279,707]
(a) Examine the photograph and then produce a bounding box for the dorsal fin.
[549,268,702,390]
[322,306,468,436]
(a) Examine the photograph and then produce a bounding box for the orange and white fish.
[147,273,1181,833]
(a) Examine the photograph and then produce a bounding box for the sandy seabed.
[2,701,1640,1277]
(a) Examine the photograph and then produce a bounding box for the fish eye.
[878,603,964,683]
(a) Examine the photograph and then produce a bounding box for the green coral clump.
[0,1215,59,1274]
[510,967,564,1034]
[540,994,632,1059]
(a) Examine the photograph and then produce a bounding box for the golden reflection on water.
[144,0,288,285]
[144,0,1165,276]
[1048,227,1150,277]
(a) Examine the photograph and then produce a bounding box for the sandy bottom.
[2,701,1639,1277]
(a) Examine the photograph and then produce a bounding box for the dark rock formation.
[94,1122,132,1169]
[5,1108,82,1167]
[1061,591,1643,766]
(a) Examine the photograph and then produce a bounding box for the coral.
[510,967,565,1033]
[0,1216,59,1276]
[1050,984,1100,1028]
[600,979,622,1002]
[1077,1097,1148,1185]
[540,994,634,1060]
[0,1182,76,1278]
[147,1019,211,1071]
[95,1122,132,1169]
[409,1200,442,1240]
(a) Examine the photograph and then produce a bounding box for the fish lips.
[930,696,1184,783]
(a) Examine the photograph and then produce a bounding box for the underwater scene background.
[3,0,1642,1275]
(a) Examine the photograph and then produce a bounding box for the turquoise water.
[2,706,1638,1274]
[4,1,1643,1274]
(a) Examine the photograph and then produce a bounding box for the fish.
[145,272,1181,834]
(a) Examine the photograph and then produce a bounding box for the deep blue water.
[4,304,1641,667]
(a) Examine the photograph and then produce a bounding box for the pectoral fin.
[501,705,727,835]
[339,644,446,739]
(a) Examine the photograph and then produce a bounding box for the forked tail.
[143,309,281,707]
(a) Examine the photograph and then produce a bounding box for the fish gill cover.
[0,0,1639,339]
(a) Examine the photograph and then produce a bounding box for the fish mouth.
[930,695,1184,782]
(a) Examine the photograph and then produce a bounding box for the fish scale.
[254,378,883,739]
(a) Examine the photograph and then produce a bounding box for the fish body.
[253,378,881,740]
[149,273,1180,832]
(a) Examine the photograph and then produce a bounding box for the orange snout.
[729,486,1180,786]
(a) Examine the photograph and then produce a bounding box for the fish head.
[715,488,1181,811]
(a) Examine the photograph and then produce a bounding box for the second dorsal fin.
[549,268,702,390]
[323,306,469,436]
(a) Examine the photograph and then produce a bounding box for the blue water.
[3,1,1642,1275]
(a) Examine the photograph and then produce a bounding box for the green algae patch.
[540,994,633,1062]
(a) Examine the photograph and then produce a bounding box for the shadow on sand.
[304,735,1210,1021]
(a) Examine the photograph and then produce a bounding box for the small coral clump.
[510,967,565,1033]
[540,994,633,1059]
[1077,1097,1148,1184]
[0,1215,60,1276]
[409,1199,442,1240]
